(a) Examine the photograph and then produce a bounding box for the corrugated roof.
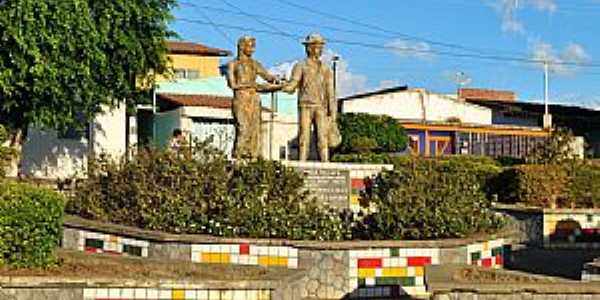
[166,41,231,57]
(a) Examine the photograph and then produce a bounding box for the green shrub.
[331,153,392,164]
[357,157,505,240]
[67,146,348,240]
[527,128,577,164]
[0,182,65,268]
[567,162,600,208]
[496,164,569,208]
[336,113,408,154]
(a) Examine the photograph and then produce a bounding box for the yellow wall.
[157,54,221,82]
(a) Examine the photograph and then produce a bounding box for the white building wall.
[20,104,127,179]
[91,104,127,158]
[342,89,492,125]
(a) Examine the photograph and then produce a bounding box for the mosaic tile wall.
[191,244,298,269]
[83,288,271,300]
[349,168,385,214]
[466,239,506,269]
[347,248,440,298]
[543,212,600,247]
[77,230,149,257]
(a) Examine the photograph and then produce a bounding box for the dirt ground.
[0,250,296,281]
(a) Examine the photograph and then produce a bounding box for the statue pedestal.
[283,161,393,213]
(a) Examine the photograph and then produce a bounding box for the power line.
[196,8,235,47]
[218,0,296,40]
[172,17,600,68]
[178,2,409,41]
[274,0,508,56]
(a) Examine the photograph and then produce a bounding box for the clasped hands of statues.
[256,76,287,93]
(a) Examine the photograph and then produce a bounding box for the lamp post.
[543,61,552,129]
[332,55,340,113]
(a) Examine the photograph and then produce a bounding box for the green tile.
[491,247,503,257]
[358,278,366,288]
[85,238,104,249]
[399,276,416,287]
[374,276,416,287]
[390,248,400,257]
[123,244,142,256]
[471,251,481,262]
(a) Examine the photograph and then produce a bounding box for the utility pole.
[543,61,552,129]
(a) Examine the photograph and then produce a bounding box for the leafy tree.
[336,113,408,154]
[0,0,176,171]
[527,127,578,164]
[0,125,14,177]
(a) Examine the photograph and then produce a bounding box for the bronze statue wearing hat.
[227,36,281,159]
[283,33,339,161]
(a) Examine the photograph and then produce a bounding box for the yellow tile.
[268,256,279,266]
[258,256,270,266]
[350,195,360,205]
[109,235,119,243]
[201,253,223,264]
[483,241,489,251]
[382,267,408,277]
[358,268,376,278]
[220,253,231,264]
[277,257,288,267]
[414,266,424,276]
[172,289,185,300]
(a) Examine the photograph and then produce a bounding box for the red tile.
[240,244,250,255]
[407,256,431,267]
[495,255,503,266]
[351,179,365,189]
[357,258,382,268]
[482,257,493,268]
[84,247,100,254]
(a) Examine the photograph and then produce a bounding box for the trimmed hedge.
[355,157,505,240]
[0,182,65,268]
[67,147,348,241]
[569,162,600,208]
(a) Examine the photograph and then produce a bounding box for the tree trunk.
[4,128,24,178]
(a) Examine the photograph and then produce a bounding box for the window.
[174,68,200,80]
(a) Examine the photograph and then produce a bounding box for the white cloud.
[553,93,600,110]
[268,49,368,98]
[492,0,556,33]
[384,39,435,61]
[529,41,591,76]
[530,0,557,13]
[496,0,524,33]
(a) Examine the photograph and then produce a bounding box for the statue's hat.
[302,33,326,45]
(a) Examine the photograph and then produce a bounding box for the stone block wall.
[283,161,393,212]
[61,216,515,299]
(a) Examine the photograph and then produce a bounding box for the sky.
[170,0,600,109]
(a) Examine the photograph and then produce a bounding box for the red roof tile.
[459,88,516,102]
[158,93,233,108]
[157,93,271,111]
[166,41,231,57]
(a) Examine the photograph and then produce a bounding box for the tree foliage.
[335,113,408,154]
[0,125,14,177]
[527,127,578,164]
[0,0,175,136]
